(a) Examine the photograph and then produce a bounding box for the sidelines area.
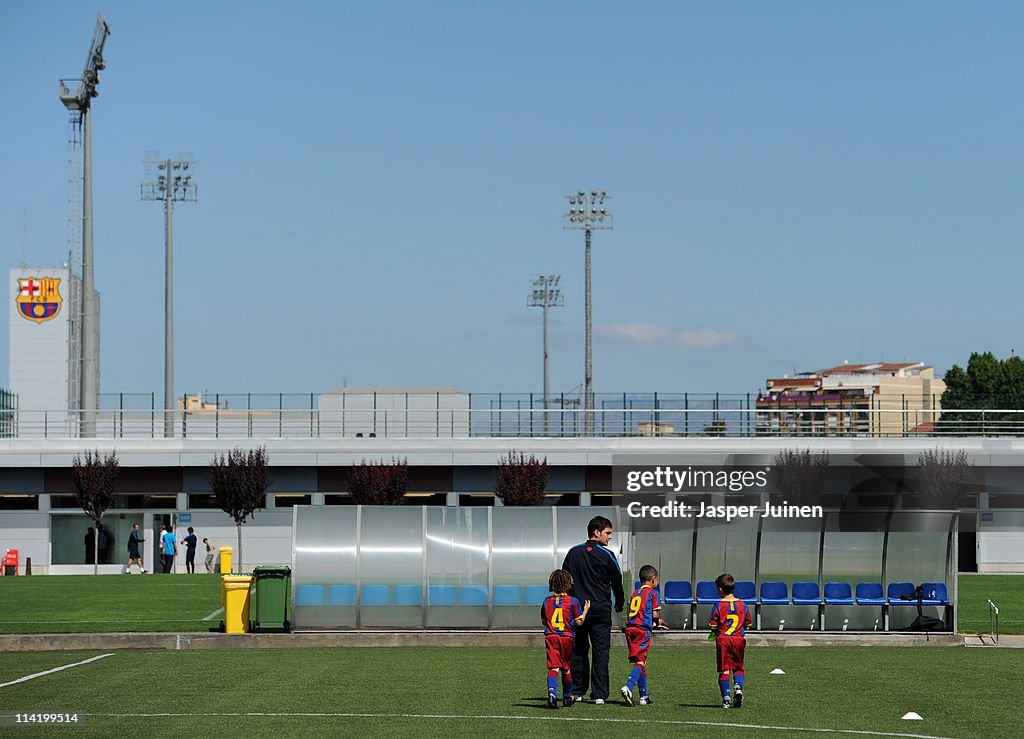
[0,646,1016,737]
[0,574,1019,636]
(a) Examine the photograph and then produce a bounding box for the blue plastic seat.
[361,584,389,606]
[734,581,757,605]
[759,581,789,605]
[663,581,693,604]
[790,581,822,604]
[919,582,950,606]
[822,582,852,605]
[695,581,719,604]
[523,585,549,605]
[887,581,917,605]
[634,582,661,597]
[327,584,355,606]
[855,582,885,605]
[428,584,457,606]
[492,584,521,606]
[295,584,325,606]
[393,584,422,606]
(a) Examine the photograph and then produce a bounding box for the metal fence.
[6,404,1024,439]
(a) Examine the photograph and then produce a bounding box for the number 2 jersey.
[541,594,583,637]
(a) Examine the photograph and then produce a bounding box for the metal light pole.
[527,275,563,434]
[141,158,197,438]
[60,14,110,437]
[563,191,612,435]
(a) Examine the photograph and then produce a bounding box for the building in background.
[757,361,946,436]
[8,266,100,437]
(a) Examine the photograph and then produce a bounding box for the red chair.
[2,549,17,576]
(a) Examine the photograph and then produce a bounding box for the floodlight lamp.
[158,163,166,170]
[183,162,189,170]
[578,191,584,198]
[173,163,181,170]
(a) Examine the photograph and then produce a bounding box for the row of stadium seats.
[639,580,950,607]
[294,583,552,608]
[636,580,951,631]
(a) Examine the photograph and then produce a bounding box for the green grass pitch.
[0,645,1021,737]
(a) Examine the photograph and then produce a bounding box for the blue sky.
[2,2,1022,398]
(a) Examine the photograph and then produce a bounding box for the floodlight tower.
[527,275,564,434]
[563,191,612,435]
[59,14,110,437]
[141,158,197,438]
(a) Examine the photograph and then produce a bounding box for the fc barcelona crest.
[16,277,62,324]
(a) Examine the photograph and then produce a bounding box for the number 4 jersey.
[541,594,583,637]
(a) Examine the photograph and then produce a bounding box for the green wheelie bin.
[250,565,292,632]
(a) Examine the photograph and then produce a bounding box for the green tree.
[941,352,1024,433]
[209,447,270,573]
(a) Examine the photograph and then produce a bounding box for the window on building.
[459,493,494,506]
[0,494,38,510]
[324,494,354,505]
[273,494,311,507]
[405,492,447,505]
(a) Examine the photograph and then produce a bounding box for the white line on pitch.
[201,607,225,621]
[87,711,953,739]
[0,653,114,689]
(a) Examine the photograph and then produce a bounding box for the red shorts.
[715,634,746,675]
[545,633,574,671]
[625,626,652,663]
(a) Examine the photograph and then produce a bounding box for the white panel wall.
[9,267,71,430]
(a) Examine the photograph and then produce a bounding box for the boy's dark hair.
[715,573,736,594]
[638,564,658,583]
[587,515,613,538]
[549,569,574,594]
[188,526,195,534]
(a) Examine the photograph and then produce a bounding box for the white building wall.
[9,268,72,436]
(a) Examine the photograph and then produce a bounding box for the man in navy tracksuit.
[561,515,624,704]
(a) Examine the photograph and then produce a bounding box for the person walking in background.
[182,526,198,574]
[203,538,216,574]
[158,524,167,572]
[84,527,95,565]
[96,522,111,564]
[161,525,178,574]
[125,522,146,574]
[561,515,625,705]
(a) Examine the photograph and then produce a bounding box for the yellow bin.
[221,574,253,634]
[219,546,233,575]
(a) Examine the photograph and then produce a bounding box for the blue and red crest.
[16,277,62,324]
